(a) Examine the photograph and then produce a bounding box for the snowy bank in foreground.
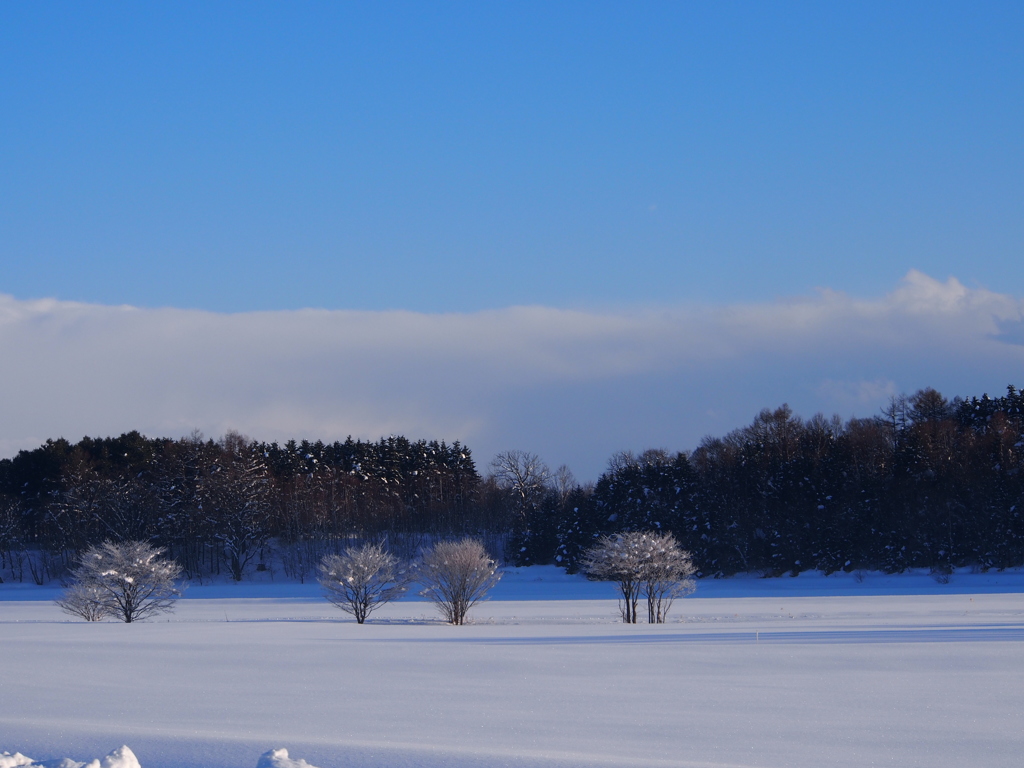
[254,750,319,768]
[0,748,316,768]
[0,746,141,768]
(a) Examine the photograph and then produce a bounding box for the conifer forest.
[1,385,1022,584]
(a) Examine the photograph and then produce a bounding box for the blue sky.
[1,2,1022,477]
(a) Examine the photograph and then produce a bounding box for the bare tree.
[417,538,501,625]
[62,540,182,623]
[0,495,23,583]
[318,542,410,623]
[605,450,638,475]
[92,475,158,543]
[606,449,673,474]
[551,464,577,507]
[490,450,551,515]
[582,531,696,623]
[54,581,112,621]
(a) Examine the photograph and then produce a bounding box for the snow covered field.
[2,567,1023,768]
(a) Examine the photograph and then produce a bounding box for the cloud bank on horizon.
[1,270,1021,479]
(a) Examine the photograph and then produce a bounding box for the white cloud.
[0,271,1021,479]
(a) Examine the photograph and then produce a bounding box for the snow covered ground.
[2,567,1023,768]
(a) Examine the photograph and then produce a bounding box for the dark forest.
[1,385,1021,584]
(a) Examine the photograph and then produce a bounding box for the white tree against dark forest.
[418,538,501,625]
[318,542,410,623]
[57,540,182,623]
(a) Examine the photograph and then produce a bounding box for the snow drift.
[0,746,141,768]
[0,748,317,768]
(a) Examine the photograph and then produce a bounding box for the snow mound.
[93,746,140,768]
[255,749,320,768]
[0,747,140,768]
[3,748,320,768]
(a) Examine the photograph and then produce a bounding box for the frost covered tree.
[636,532,696,623]
[582,531,696,623]
[581,533,646,623]
[62,540,182,623]
[318,542,410,623]
[417,538,501,625]
[54,581,112,621]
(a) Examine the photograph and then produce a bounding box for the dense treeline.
[0,432,494,583]
[531,386,1024,576]
[1,385,1022,583]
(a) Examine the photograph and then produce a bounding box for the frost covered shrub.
[582,531,695,623]
[61,541,182,623]
[417,538,501,625]
[55,581,113,621]
[635,532,696,623]
[317,542,410,624]
[581,533,646,623]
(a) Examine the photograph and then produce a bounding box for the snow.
[254,749,319,768]
[0,746,141,768]
[2,566,1023,767]
[1,747,311,768]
